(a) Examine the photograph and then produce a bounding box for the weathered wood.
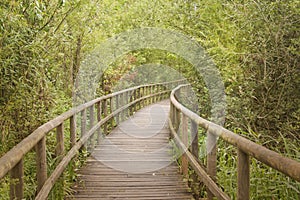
[96,102,102,144]
[70,115,76,147]
[169,118,230,200]
[237,148,250,200]
[69,101,193,199]
[115,94,120,124]
[191,120,198,158]
[174,108,180,132]
[103,99,108,135]
[181,114,188,177]
[80,109,86,138]
[0,81,182,181]
[36,136,47,193]
[207,131,217,200]
[56,123,64,157]
[120,93,124,121]
[109,97,114,131]
[10,159,24,200]
[89,105,95,151]
[170,85,300,182]
[90,105,95,129]
[0,81,183,200]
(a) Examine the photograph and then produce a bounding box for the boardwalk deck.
[68,100,194,199]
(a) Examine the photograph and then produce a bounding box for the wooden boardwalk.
[68,100,194,199]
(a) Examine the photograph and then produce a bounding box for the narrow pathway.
[68,100,194,199]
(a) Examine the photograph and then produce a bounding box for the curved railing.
[0,80,185,200]
[169,84,300,200]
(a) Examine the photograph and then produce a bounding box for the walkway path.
[68,100,194,199]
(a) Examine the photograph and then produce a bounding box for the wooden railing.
[169,84,300,200]
[0,80,185,200]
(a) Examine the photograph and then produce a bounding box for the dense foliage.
[0,0,299,199]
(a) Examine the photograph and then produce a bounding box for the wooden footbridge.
[0,80,299,200]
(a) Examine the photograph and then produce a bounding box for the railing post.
[143,86,146,107]
[191,120,198,158]
[81,109,86,138]
[109,97,114,130]
[120,93,124,121]
[150,85,153,104]
[125,91,129,117]
[90,106,94,129]
[55,123,64,158]
[89,105,95,150]
[137,88,141,110]
[174,108,180,132]
[182,114,188,177]
[238,149,250,200]
[116,95,119,124]
[36,136,47,193]
[96,101,102,144]
[207,131,217,200]
[10,158,24,200]
[103,99,108,135]
[70,115,76,147]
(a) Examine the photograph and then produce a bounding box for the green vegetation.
[1,0,299,199]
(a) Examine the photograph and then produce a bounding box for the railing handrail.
[169,84,300,200]
[0,79,185,199]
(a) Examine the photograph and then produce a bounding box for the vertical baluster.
[191,120,198,158]
[10,159,24,200]
[207,131,217,200]
[150,85,153,104]
[125,91,129,117]
[97,101,102,144]
[181,114,188,177]
[70,115,76,147]
[89,105,95,150]
[55,123,64,158]
[109,97,114,130]
[142,86,145,107]
[174,107,180,132]
[103,99,108,135]
[81,109,86,138]
[90,106,94,129]
[36,136,47,193]
[137,88,141,110]
[134,89,138,112]
[238,149,250,200]
[116,95,119,124]
[120,93,124,121]
[170,103,174,137]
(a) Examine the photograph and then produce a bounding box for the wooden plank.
[69,101,194,199]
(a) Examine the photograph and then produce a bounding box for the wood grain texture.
[68,100,194,199]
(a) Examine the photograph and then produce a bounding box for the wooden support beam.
[55,123,64,158]
[96,102,102,144]
[70,115,76,147]
[237,148,250,200]
[207,131,217,200]
[191,120,199,158]
[10,159,24,200]
[182,114,188,177]
[36,136,47,193]
[81,109,86,138]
